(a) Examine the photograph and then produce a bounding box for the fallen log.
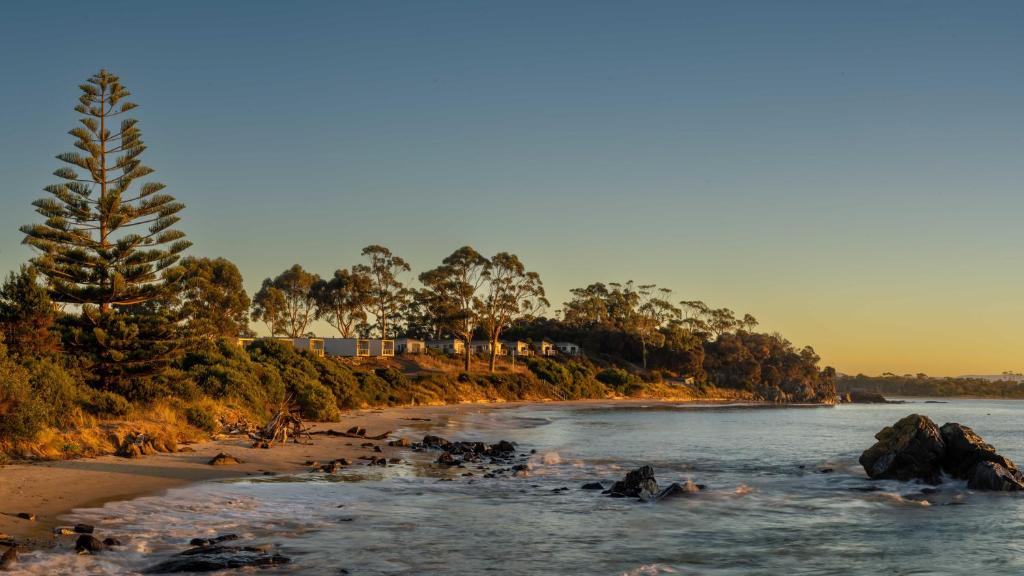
[310,429,392,440]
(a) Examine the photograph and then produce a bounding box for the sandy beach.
[0,404,471,545]
[0,397,756,549]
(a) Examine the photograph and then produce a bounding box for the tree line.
[0,70,837,451]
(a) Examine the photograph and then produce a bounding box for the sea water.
[15,400,1024,575]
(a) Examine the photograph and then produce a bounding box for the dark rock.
[388,438,411,447]
[653,481,702,501]
[436,452,458,466]
[144,545,290,573]
[73,523,95,534]
[581,482,604,490]
[189,534,239,547]
[492,440,516,455]
[346,426,359,434]
[373,446,383,453]
[940,422,1020,480]
[103,538,124,547]
[321,462,341,474]
[304,460,319,467]
[606,465,660,499]
[335,458,352,466]
[817,468,834,474]
[422,435,450,448]
[968,461,1024,491]
[1,547,18,570]
[388,458,402,464]
[75,534,104,554]
[15,513,34,521]
[847,390,889,403]
[859,414,945,484]
[208,453,242,466]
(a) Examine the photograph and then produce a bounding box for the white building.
[323,337,370,357]
[504,340,532,357]
[427,339,465,355]
[470,340,507,355]
[368,339,395,357]
[395,338,426,354]
[555,341,581,356]
[532,340,555,356]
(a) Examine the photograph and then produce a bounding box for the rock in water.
[1,547,18,570]
[939,423,1020,479]
[208,453,242,466]
[859,414,945,484]
[607,465,660,499]
[143,545,291,573]
[75,534,104,554]
[968,461,1024,491]
[581,482,604,490]
[653,480,702,501]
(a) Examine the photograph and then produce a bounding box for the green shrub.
[25,358,81,428]
[82,390,132,418]
[292,378,340,421]
[0,355,48,441]
[596,367,633,387]
[185,404,220,433]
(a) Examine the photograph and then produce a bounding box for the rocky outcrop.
[846,391,889,404]
[606,465,659,499]
[861,415,1024,490]
[859,414,946,484]
[605,465,703,501]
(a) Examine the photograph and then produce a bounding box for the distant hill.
[838,373,1024,399]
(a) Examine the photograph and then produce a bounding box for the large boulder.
[858,414,945,484]
[939,423,1019,478]
[967,461,1024,491]
[606,465,660,499]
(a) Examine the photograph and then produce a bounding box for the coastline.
[0,396,789,545]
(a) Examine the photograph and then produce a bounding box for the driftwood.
[251,401,312,447]
[310,426,392,440]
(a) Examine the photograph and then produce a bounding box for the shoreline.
[0,397,803,545]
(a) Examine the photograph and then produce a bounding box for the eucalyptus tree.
[419,246,490,370]
[478,252,547,372]
[313,268,372,338]
[353,245,411,339]
[252,265,320,338]
[177,257,252,339]
[633,285,680,368]
[20,70,190,389]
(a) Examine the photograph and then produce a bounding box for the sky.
[2,1,1023,376]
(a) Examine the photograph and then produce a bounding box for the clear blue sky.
[2,1,1023,375]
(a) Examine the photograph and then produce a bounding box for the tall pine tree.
[21,70,190,394]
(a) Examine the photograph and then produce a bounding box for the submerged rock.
[75,534,104,554]
[1,547,18,570]
[581,482,604,490]
[859,414,945,484]
[144,545,290,573]
[653,481,702,501]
